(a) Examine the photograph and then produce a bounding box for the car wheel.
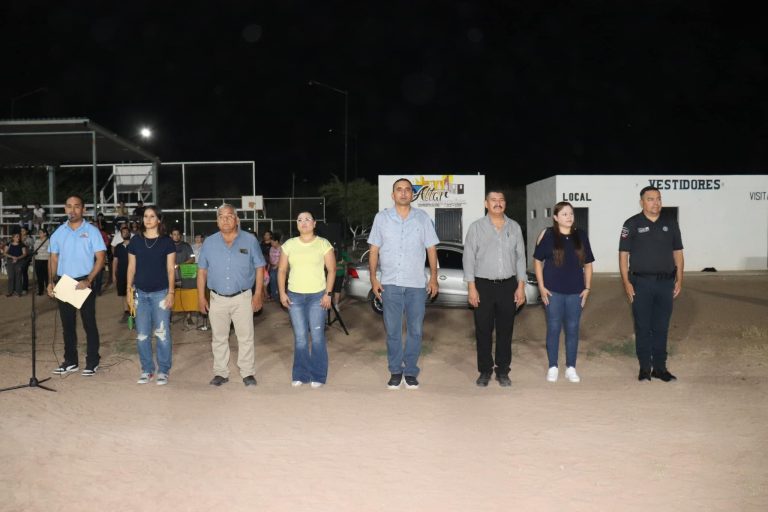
[367,290,383,315]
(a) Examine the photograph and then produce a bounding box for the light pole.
[309,79,349,236]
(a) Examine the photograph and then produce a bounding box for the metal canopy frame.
[0,118,161,208]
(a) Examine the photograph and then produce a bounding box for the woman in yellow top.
[278,211,336,388]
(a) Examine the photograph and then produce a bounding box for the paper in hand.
[53,274,92,309]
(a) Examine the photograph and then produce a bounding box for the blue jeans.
[268,268,279,299]
[545,292,582,368]
[287,290,328,383]
[135,288,173,374]
[381,285,427,377]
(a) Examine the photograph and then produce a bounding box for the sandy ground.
[0,272,767,511]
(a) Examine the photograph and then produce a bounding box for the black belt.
[476,276,515,284]
[211,289,250,297]
[631,272,675,280]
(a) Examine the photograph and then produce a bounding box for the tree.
[319,175,378,249]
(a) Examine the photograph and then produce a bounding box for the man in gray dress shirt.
[463,190,527,387]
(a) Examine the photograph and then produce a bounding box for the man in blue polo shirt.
[368,178,439,390]
[197,204,265,387]
[47,194,107,376]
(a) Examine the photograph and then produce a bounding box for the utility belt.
[631,271,676,281]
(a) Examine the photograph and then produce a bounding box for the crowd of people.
[3,180,684,388]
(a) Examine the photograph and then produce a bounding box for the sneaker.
[404,376,419,389]
[291,380,304,387]
[495,374,512,387]
[137,372,154,384]
[565,367,580,383]
[156,373,169,386]
[387,373,403,389]
[81,365,99,377]
[310,381,324,389]
[546,366,559,382]
[52,362,79,375]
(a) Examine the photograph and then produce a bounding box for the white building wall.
[378,175,486,242]
[525,176,556,265]
[527,175,768,272]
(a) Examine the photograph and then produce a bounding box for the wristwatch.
[327,291,333,296]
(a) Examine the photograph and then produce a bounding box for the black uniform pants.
[473,278,517,375]
[58,286,100,368]
[631,274,674,371]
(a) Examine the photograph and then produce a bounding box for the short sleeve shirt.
[49,221,107,278]
[367,207,440,288]
[618,213,683,274]
[127,235,176,292]
[197,230,266,294]
[534,228,595,294]
[281,236,333,293]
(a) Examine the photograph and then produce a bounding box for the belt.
[476,276,515,284]
[631,272,675,280]
[211,288,250,298]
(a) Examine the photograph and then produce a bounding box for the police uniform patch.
[621,226,629,239]
[239,248,248,254]
[638,227,650,233]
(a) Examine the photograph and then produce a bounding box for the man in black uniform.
[619,186,684,382]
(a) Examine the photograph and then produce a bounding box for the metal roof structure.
[0,118,159,166]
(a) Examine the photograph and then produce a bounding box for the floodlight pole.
[309,80,349,238]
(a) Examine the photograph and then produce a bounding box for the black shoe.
[404,376,419,389]
[638,368,652,381]
[52,362,79,375]
[81,365,99,377]
[387,373,403,389]
[210,375,229,386]
[651,369,677,382]
[495,374,512,387]
[476,372,492,387]
[243,375,257,387]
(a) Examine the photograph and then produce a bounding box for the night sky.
[2,1,766,195]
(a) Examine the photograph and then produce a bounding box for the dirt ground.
[1,272,767,511]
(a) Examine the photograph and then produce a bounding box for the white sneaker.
[291,380,303,387]
[546,367,559,382]
[137,372,154,384]
[565,367,581,383]
[156,373,169,386]
[310,381,324,389]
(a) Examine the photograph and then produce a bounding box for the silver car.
[344,242,541,314]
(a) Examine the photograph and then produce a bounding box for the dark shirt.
[114,243,130,282]
[618,212,683,274]
[127,235,175,292]
[534,228,595,294]
[6,243,23,259]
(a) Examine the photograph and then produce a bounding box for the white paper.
[53,274,92,309]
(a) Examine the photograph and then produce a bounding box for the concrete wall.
[527,175,768,272]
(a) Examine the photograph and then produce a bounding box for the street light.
[140,127,152,139]
[309,79,349,235]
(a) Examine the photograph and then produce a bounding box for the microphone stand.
[0,236,55,393]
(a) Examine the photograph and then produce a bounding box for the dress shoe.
[496,374,512,387]
[243,375,257,387]
[651,369,677,382]
[209,375,229,386]
[638,368,652,381]
[476,372,492,387]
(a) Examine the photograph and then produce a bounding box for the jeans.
[268,268,279,299]
[544,292,583,368]
[135,288,172,374]
[287,290,328,383]
[631,275,675,370]
[381,285,427,377]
